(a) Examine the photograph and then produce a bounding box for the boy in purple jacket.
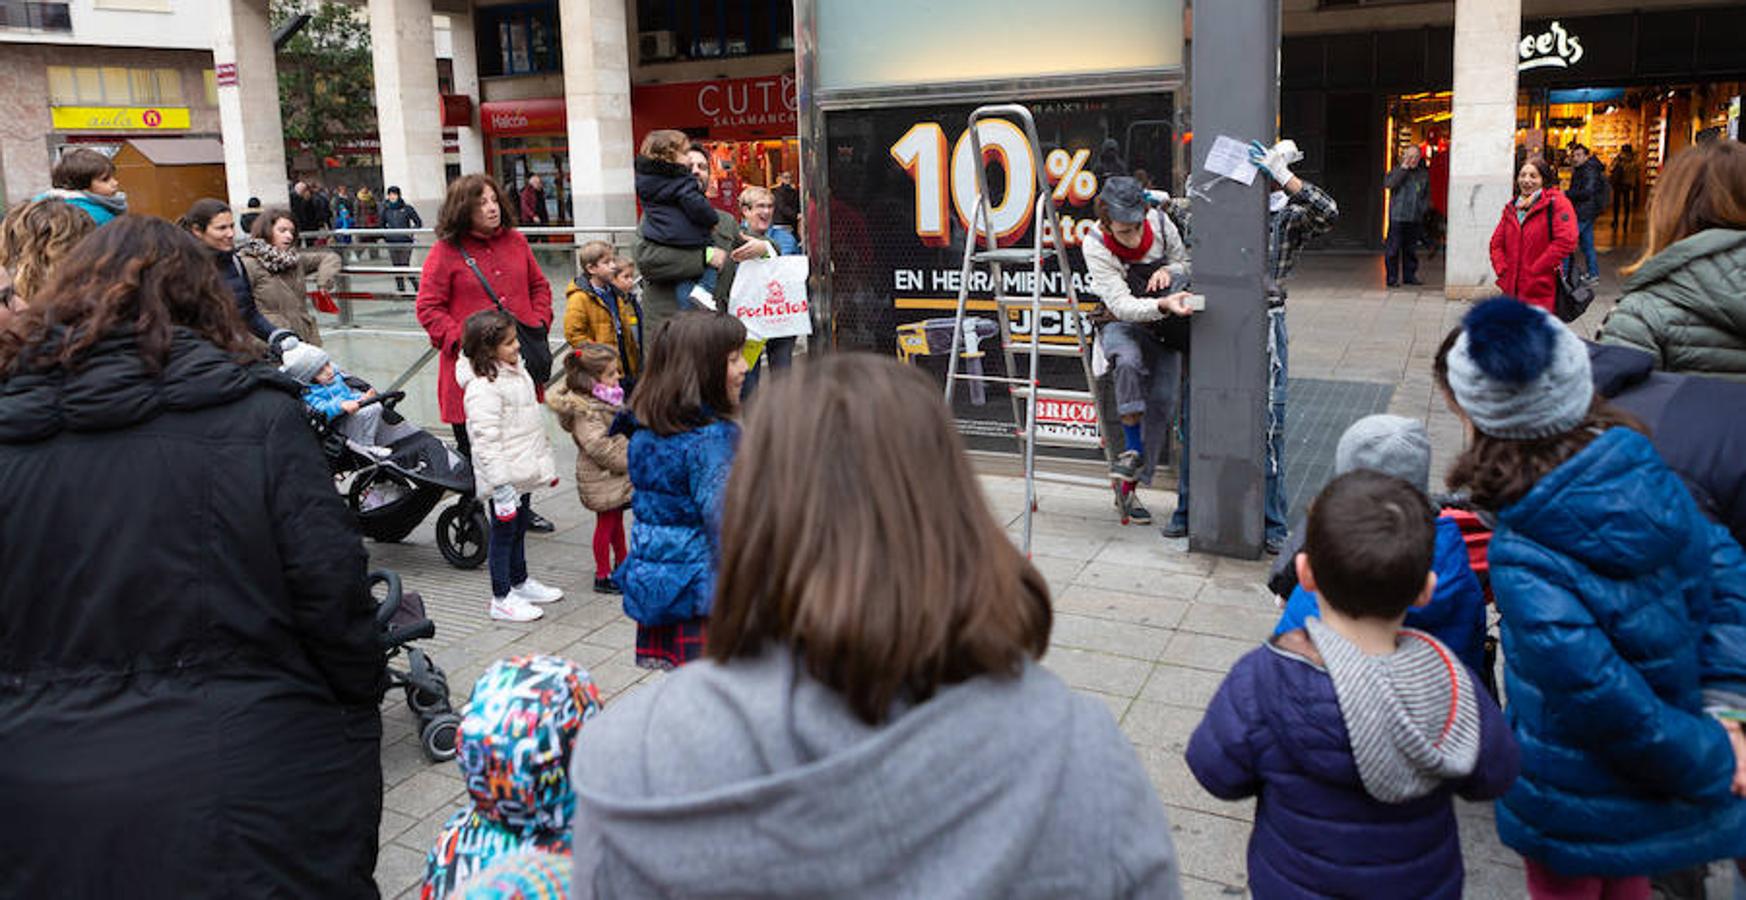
[1186,470,1519,899]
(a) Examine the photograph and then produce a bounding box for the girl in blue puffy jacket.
[1436,297,1746,899]
[613,311,748,670]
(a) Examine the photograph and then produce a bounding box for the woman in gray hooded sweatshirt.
[570,354,1183,899]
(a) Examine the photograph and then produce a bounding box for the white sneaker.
[489,594,544,622]
[512,577,564,604]
[688,285,716,310]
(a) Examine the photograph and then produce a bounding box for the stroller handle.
[356,390,407,413]
[370,570,404,627]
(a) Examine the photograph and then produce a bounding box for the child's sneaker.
[489,594,543,622]
[512,577,564,604]
[688,284,716,310]
[593,577,621,595]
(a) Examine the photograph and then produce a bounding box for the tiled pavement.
[364,251,1632,897]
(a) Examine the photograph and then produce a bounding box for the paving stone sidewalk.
[365,252,1632,897]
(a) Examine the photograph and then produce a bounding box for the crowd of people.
[0,127,1743,900]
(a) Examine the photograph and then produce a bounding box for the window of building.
[0,1,71,30]
[47,65,186,106]
[476,2,561,77]
[635,0,793,62]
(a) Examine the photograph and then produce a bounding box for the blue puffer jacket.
[1491,426,1746,876]
[613,415,738,627]
[1275,515,1488,676]
[1186,637,1518,898]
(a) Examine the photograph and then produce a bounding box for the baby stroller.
[314,388,490,569]
[372,570,461,762]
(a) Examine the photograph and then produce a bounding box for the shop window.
[635,0,794,63]
[0,1,71,31]
[477,2,562,78]
[47,65,183,105]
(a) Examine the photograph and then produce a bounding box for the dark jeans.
[1574,217,1599,279]
[1612,183,1637,228]
[741,336,797,401]
[1384,220,1422,284]
[450,424,471,461]
[488,493,530,598]
[389,242,418,292]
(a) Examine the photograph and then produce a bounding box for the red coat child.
[415,227,553,424]
[1489,187,1577,313]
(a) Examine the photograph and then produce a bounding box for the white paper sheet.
[1203,134,1259,186]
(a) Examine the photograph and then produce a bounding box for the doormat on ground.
[1283,378,1395,523]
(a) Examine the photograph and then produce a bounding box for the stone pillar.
[370,0,448,216]
[447,4,487,175]
[558,0,636,227]
[213,0,290,208]
[1445,0,1521,299]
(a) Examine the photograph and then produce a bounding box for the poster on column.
[822,93,1177,455]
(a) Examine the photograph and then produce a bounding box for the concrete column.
[447,5,487,175]
[558,0,636,227]
[1445,0,1521,299]
[370,0,448,215]
[213,0,290,208]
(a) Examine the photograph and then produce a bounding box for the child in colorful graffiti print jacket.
[420,656,602,900]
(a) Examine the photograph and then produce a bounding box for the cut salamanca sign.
[1518,21,1583,71]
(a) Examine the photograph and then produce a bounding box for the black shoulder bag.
[1549,206,1595,324]
[460,245,553,384]
[1124,260,1192,352]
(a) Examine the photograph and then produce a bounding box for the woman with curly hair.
[0,197,95,307]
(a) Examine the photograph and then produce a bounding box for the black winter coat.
[380,198,422,242]
[1589,341,1746,547]
[0,327,385,898]
[1565,157,1608,222]
[634,156,719,248]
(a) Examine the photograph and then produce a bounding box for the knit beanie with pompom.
[1445,297,1592,439]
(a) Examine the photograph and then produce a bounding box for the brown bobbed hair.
[1303,470,1436,620]
[1624,140,1746,277]
[1519,157,1556,196]
[0,198,95,303]
[436,173,517,244]
[251,207,297,242]
[1432,323,1646,511]
[639,129,690,163]
[630,311,745,436]
[0,216,254,375]
[51,148,116,191]
[461,308,516,382]
[707,354,1052,725]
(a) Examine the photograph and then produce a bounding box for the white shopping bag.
[728,256,812,340]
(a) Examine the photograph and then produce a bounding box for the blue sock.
[1122,422,1144,457]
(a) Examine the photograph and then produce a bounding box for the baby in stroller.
[282,342,423,458]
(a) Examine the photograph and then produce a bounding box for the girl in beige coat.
[548,343,632,595]
[240,208,341,345]
[459,310,563,622]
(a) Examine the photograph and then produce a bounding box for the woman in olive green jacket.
[240,207,342,345]
[1602,141,1746,382]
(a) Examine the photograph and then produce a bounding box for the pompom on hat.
[1444,297,1592,439]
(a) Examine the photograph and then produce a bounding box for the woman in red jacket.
[416,174,553,453]
[1489,157,1578,313]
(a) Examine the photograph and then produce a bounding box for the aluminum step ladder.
[943,104,1123,556]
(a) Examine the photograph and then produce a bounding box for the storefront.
[1281,6,1746,249]
[479,97,571,223]
[630,73,800,212]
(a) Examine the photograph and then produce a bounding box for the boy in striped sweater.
[1185,470,1519,899]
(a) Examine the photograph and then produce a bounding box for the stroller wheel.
[420,712,462,763]
[405,678,451,717]
[436,501,489,569]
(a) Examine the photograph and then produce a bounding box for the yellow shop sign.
[51,106,191,130]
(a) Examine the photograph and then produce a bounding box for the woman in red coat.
[1489,157,1578,312]
[416,174,553,453]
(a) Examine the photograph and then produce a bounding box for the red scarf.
[1101,217,1155,263]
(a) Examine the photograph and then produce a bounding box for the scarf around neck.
[1100,216,1155,263]
[238,236,302,274]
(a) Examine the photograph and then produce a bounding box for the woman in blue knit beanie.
[1435,296,1746,899]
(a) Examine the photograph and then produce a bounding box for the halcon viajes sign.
[1518,21,1583,71]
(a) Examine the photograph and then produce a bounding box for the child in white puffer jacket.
[458,309,562,622]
